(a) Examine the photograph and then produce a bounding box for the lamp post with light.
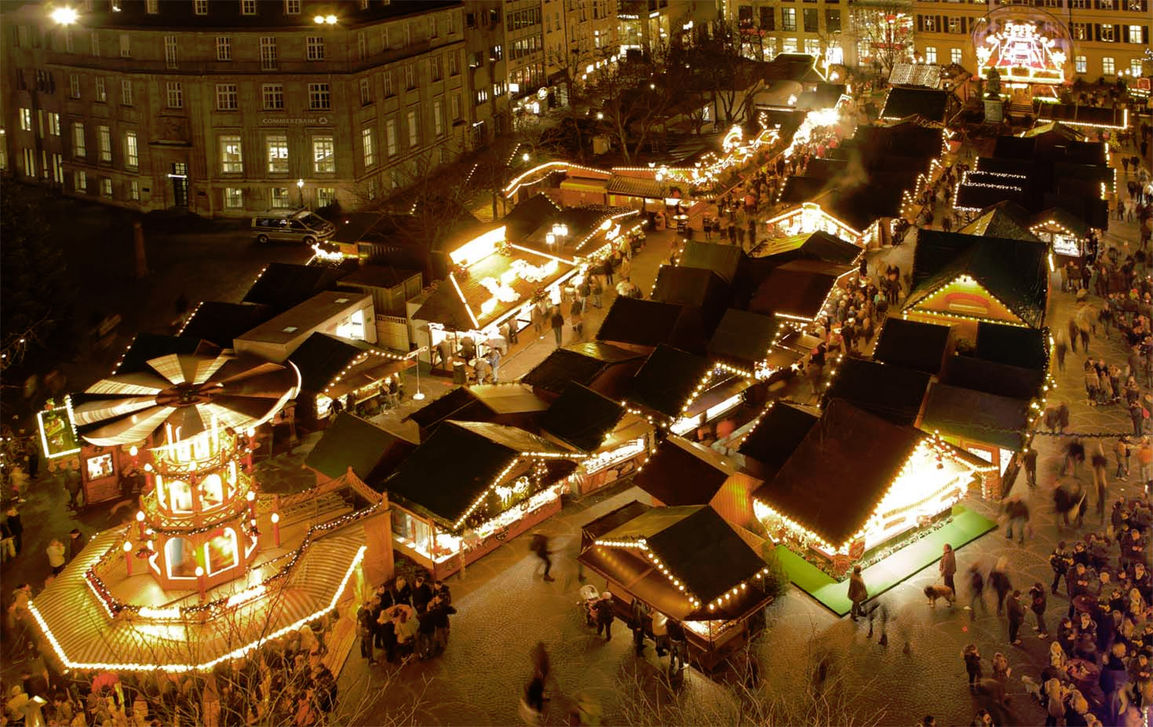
[296,178,305,208]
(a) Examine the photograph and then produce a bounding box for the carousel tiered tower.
[26,352,374,673]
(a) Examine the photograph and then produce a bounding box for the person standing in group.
[962,644,983,691]
[939,544,957,594]
[570,298,584,341]
[848,565,869,621]
[1007,590,1025,645]
[1028,582,1049,638]
[666,618,688,676]
[1050,541,1073,595]
[550,308,565,347]
[593,592,615,641]
[46,539,66,576]
[1023,446,1038,488]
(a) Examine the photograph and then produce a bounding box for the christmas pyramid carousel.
[28,353,375,673]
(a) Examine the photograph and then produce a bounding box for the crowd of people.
[356,573,456,667]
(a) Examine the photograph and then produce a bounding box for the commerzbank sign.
[260,116,330,126]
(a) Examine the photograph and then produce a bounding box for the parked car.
[251,210,335,245]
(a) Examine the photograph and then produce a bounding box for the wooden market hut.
[578,502,775,671]
[521,342,645,401]
[879,86,951,124]
[752,400,983,575]
[871,318,953,376]
[748,259,855,322]
[242,262,348,313]
[382,420,578,579]
[627,345,757,437]
[403,384,550,442]
[596,297,707,355]
[287,332,413,422]
[178,302,275,349]
[304,412,416,489]
[737,402,818,482]
[753,230,862,267]
[707,309,784,379]
[538,383,652,496]
[650,266,732,333]
[957,201,1041,243]
[824,358,932,426]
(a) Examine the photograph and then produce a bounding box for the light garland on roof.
[906,273,1034,327]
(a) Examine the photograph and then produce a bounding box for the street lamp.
[296,178,304,208]
[313,14,338,25]
[50,6,78,25]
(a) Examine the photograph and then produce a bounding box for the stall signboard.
[37,405,80,460]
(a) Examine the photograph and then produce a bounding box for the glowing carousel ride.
[27,353,373,673]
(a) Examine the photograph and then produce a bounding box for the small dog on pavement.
[923,584,955,607]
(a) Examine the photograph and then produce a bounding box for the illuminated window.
[1127,25,1144,43]
[241,0,257,15]
[129,180,139,201]
[220,135,243,173]
[284,0,301,14]
[98,125,111,162]
[312,135,335,173]
[947,17,960,33]
[271,187,290,208]
[950,47,962,64]
[923,16,936,32]
[362,127,377,167]
[74,170,87,192]
[386,119,397,156]
[781,7,796,31]
[1075,55,1087,73]
[925,46,937,63]
[71,122,85,158]
[165,537,198,578]
[194,0,208,14]
[146,0,158,13]
[317,187,336,207]
[804,38,820,54]
[100,178,112,197]
[1100,25,1115,42]
[265,134,289,173]
[407,109,418,147]
[200,473,227,510]
[335,308,366,340]
[224,187,243,208]
[262,83,284,110]
[124,130,138,169]
[1132,59,1143,76]
[95,77,106,102]
[1102,57,1115,75]
[782,38,798,53]
[18,108,31,132]
[168,478,194,512]
[205,528,240,575]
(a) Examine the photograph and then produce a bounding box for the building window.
[804,38,820,54]
[947,17,961,34]
[164,35,178,68]
[224,187,243,208]
[51,153,63,183]
[262,84,284,110]
[194,0,208,14]
[47,112,60,136]
[317,187,336,207]
[383,72,395,97]
[306,36,325,61]
[101,178,113,198]
[925,46,937,63]
[124,130,138,169]
[360,78,372,105]
[386,119,397,156]
[217,36,232,61]
[64,30,74,52]
[241,0,257,15]
[433,100,444,136]
[308,83,330,110]
[430,56,442,82]
[450,93,461,121]
[69,74,80,98]
[216,84,238,111]
[270,187,290,208]
[119,33,130,58]
[357,32,367,60]
[72,122,86,158]
[1075,55,1087,73]
[18,108,31,132]
[1102,57,1115,75]
[950,47,962,64]
[923,16,937,32]
[1072,23,1088,40]
[406,109,418,148]
[1100,25,1114,42]
[74,170,87,192]
[803,8,818,32]
[21,149,35,177]
[90,31,100,56]
[220,135,243,173]
[449,52,460,76]
[284,0,301,14]
[312,135,335,173]
[265,134,288,173]
[1127,25,1144,43]
[366,178,377,200]
[98,125,112,162]
[146,0,158,12]
[95,77,106,102]
[129,180,139,200]
[824,9,838,33]
[121,79,133,106]
[1132,59,1143,76]
[475,88,489,105]
[781,8,796,31]
[260,37,278,70]
[166,81,184,109]
[362,127,377,167]
[405,65,416,90]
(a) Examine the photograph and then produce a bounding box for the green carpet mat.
[776,505,998,616]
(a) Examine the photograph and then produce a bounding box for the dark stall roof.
[825,357,931,425]
[339,264,419,290]
[539,384,625,453]
[738,402,819,478]
[305,413,416,485]
[749,259,851,320]
[797,83,846,110]
[708,309,781,370]
[959,201,1041,242]
[384,421,573,525]
[872,318,952,375]
[993,136,1038,160]
[761,53,825,83]
[943,355,1045,399]
[651,266,730,328]
[595,504,767,606]
[503,194,564,238]
[522,342,643,395]
[753,400,924,547]
[820,176,917,231]
[678,241,746,283]
[921,384,1029,451]
[1031,206,1090,238]
[606,175,665,198]
[907,230,1049,328]
[404,384,547,433]
[404,387,489,430]
[975,322,1048,372]
[757,230,861,265]
[179,301,275,349]
[287,333,375,392]
[880,86,950,122]
[635,437,734,507]
[242,263,344,312]
[955,183,1024,212]
[627,345,712,419]
[117,334,220,375]
[596,297,686,348]
[1033,103,1128,130]
[1021,121,1086,141]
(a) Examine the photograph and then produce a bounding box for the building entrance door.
[169,162,189,208]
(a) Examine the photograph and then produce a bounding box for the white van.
[251,210,336,245]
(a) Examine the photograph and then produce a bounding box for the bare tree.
[850,0,915,76]
[682,19,763,127]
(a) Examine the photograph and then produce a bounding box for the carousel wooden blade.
[165,406,210,440]
[71,396,158,426]
[217,369,299,398]
[85,372,170,396]
[212,359,287,386]
[202,396,282,426]
[80,406,175,446]
[190,354,230,386]
[145,353,191,385]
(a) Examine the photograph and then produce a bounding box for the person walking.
[46,539,66,576]
[848,565,868,621]
[357,600,377,665]
[529,533,554,582]
[1007,590,1025,645]
[940,543,957,594]
[966,563,987,616]
[549,308,565,347]
[593,592,614,641]
[4,506,22,554]
[65,528,86,562]
[962,644,983,691]
[666,619,688,676]
[990,557,1012,616]
[570,298,584,341]
[1091,446,1109,520]
[1002,495,1030,544]
[1028,582,1049,638]
[1023,446,1038,488]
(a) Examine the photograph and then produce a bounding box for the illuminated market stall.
[578,501,775,671]
[383,420,578,578]
[404,384,549,442]
[752,400,986,576]
[36,400,124,507]
[286,332,413,422]
[522,342,645,402]
[28,353,389,672]
[538,384,652,496]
